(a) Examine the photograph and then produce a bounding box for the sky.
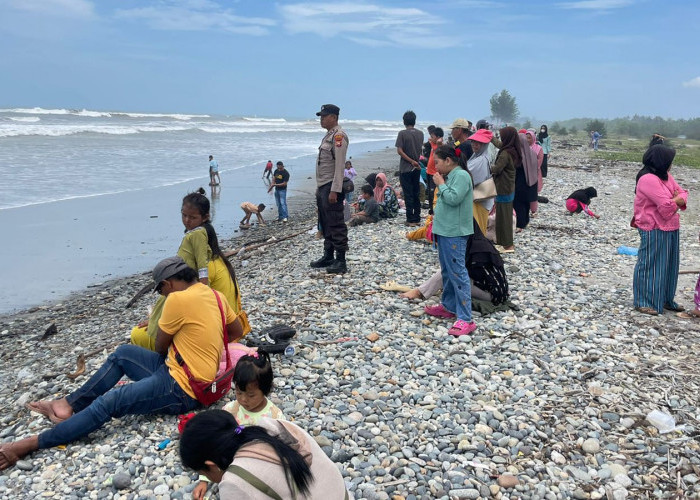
[1,0,699,123]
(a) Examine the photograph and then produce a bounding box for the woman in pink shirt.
[632,145,688,315]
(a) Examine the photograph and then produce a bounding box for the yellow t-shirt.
[208,257,251,335]
[159,283,237,399]
[178,227,211,277]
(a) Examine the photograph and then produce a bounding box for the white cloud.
[557,0,633,9]
[682,76,700,88]
[115,0,275,36]
[5,0,95,18]
[279,3,457,48]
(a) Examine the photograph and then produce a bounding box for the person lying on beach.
[239,202,266,228]
[348,185,380,227]
[0,257,243,472]
[566,187,600,219]
[131,189,250,350]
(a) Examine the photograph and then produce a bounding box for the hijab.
[568,187,598,204]
[365,173,377,189]
[537,125,548,142]
[518,133,539,186]
[527,129,543,157]
[374,172,392,203]
[498,126,521,166]
[636,144,675,185]
[467,141,492,186]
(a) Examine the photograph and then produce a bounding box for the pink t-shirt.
[633,173,687,231]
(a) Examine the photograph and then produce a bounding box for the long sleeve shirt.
[633,173,687,231]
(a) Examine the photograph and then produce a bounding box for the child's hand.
[433,172,445,186]
[193,481,209,500]
[137,319,149,328]
[595,215,601,219]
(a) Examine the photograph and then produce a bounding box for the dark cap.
[276,161,284,165]
[476,119,491,130]
[152,256,189,287]
[316,104,340,116]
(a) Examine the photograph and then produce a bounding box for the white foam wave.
[0,107,71,115]
[241,117,286,122]
[0,123,192,138]
[9,116,41,123]
[198,126,317,134]
[75,109,112,117]
[114,112,210,120]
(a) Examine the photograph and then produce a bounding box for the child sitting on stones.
[349,185,381,227]
[193,351,285,499]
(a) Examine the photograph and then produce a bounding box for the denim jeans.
[437,235,472,322]
[275,188,288,219]
[38,345,200,449]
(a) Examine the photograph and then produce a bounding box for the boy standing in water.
[208,155,221,186]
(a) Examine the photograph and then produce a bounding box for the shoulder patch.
[334,133,344,148]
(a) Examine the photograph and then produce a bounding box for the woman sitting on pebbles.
[373,172,400,219]
[180,410,351,499]
[632,145,687,316]
[400,221,509,306]
[0,257,242,471]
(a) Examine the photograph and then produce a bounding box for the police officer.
[310,104,349,274]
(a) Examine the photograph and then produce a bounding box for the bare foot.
[400,289,423,300]
[0,436,39,470]
[26,398,73,424]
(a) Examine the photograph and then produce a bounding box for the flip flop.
[26,401,67,424]
[635,307,659,316]
[0,444,19,470]
[498,247,515,254]
[379,281,412,293]
[678,310,700,319]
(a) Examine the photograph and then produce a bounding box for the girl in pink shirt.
[632,145,687,316]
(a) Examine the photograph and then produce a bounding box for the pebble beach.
[1,142,700,499]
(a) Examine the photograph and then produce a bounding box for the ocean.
[0,107,401,313]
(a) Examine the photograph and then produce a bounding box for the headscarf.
[365,173,377,189]
[636,144,675,185]
[466,220,509,305]
[498,126,521,166]
[648,134,664,149]
[374,172,392,203]
[518,133,539,187]
[537,125,548,142]
[467,140,492,186]
[568,187,598,205]
[527,129,543,158]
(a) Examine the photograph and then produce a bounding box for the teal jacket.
[538,136,551,154]
[433,167,473,237]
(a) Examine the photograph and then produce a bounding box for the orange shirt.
[427,142,438,175]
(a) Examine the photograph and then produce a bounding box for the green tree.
[522,119,532,130]
[585,119,607,137]
[490,89,519,124]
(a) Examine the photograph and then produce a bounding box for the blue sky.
[1,0,698,122]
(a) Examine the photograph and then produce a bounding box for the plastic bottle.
[284,345,296,357]
[617,245,638,256]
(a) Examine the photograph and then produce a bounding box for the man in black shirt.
[268,161,290,222]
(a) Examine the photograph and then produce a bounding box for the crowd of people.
[0,101,696,500]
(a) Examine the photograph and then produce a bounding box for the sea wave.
[241,117,286,122]
[0,123,192,138]
[113,112,210,120]
[8,117,41,123]
[0,107,209,121]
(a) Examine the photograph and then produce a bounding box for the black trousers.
[400,169,421,223]
[426,176,436,214]
[316,182,348,253]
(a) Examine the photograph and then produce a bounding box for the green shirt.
[432,168,474,237]
[177,227,212,278]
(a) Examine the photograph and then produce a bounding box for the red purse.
[171,290,234,406]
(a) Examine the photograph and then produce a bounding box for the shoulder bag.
[172,290,234,406]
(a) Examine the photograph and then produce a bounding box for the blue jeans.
[437,235,472,322]
[275,188,288,219]
[38,345,200,449]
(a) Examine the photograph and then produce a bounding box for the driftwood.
[679,270,700,275]
[42,339,126,380]
[125,281,155,309]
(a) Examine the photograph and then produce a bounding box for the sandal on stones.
[424,304,456,319]
[635,307,659,316]
[448,320,477,337]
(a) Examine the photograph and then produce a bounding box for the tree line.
[488,88,700,140]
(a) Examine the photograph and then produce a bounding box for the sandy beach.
[1,143,700,499]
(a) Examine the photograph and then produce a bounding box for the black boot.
[326,250,347,274]
[310,249,334,268]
